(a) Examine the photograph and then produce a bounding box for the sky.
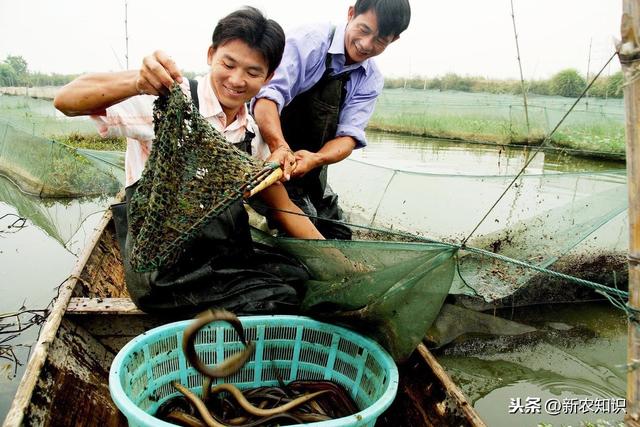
[0,0,623,80]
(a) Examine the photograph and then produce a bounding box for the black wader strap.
[188,78,254,152]
[189,79,199,111]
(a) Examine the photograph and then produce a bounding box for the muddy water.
[0,127,629,423]
[438,303,626,426]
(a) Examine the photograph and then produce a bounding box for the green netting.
[328,159,628,304]
[369,89,625,152]
[1,89,629,360]
[425,303,536,348]
[128,84,274,272]
[252,230,457,361]
[0,174,110,249]
[0,93,97,136]
[0,120,123,197]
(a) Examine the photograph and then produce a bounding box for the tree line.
[0,55,623,99]
[0,55,79,87]
[384,69,624,99]
[0,55,200,88]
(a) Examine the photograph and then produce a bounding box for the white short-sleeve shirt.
[92,74,270,186]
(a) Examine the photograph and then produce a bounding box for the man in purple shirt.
[253,0,411,239]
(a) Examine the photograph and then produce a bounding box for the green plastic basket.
[109,315,399,427]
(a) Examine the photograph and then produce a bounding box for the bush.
[607,71,624,98]
[528,79,552,96]
[384,70,619,99]
[441,73,473,92]
[550,69,587,97]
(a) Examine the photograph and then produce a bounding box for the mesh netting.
[0,120,122,197]
[328,158,628,304]
[252,230,457,361]
[0,93,97,136]
[369,89,624,154]
[0,174,111,249]
[128,84,271,272]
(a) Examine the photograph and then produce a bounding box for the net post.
[621,1,640,424]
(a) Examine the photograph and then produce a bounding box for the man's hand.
[292,150,321,178]
[135,50,183,96]
[267,145,297,181]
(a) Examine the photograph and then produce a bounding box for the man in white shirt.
[55,7,319,315]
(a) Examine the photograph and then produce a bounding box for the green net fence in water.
[252,230,456,360]
[370,89,625,155]
[0,93,97,136]
[0,120,123,197]
[328,158,628,306]
[0,94,124,197]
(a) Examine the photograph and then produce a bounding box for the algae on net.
[128,84,266,272]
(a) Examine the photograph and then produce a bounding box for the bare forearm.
[54,70,139,117]
[315,136,356,166]
[294,136,356,177]
[253,98,288,151]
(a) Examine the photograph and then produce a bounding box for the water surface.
[0,124,629,424]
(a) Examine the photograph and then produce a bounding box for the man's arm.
[253,98,297,180]
[292,136,356,178]
[54,51,183,117]
[258,182,324,239]
[54,71,140,116]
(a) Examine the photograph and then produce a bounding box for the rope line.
[460,51,619,246]
[254,204,628,299]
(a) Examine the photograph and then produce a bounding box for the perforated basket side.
[109,316,398,427]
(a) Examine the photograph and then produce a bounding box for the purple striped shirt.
[254,22,384,148]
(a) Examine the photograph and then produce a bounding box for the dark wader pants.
[280,54,354,240]
[110,79,309,317]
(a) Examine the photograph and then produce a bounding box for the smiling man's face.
[343,6,397,65]
[207,39,271,121]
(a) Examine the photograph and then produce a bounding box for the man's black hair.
[211,7,285,75]
[354,0,411,38]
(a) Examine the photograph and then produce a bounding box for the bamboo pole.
[510,0,530,136]
[586,38,592,110]
[621,1,640,425]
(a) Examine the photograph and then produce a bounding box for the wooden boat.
[2,202,486,427]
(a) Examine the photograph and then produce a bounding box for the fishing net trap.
[128,84,280,273]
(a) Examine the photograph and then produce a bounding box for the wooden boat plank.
[377,343,486,427]
[417,344,487,427]
[3,205,116,427]
[67,297,143,314]
[24,318,126,426]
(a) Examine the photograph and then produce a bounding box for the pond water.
[438,302,626,426]
[346,131,627,426]
[354,131,624,175]
[0,120,629,425]
[0,177,109,417]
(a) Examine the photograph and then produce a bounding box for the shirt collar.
[199,74,248,130]
[328,21,371,76]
